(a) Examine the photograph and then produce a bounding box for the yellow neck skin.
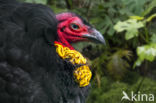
[54,42,92,87]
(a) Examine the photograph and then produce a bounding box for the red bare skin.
[56,13,90,49]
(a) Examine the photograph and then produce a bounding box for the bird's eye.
[70,23,80,30]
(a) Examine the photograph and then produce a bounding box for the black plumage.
[0,0,90,103]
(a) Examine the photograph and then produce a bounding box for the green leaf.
[114,19,144,40]
[107,27,115,36]
[121,0,149,15]
[134,43,156,67]
[125,29,138,40]
[142,0,156,16]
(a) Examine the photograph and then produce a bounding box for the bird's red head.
[56,12,105,49]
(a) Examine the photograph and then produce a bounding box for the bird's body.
[0,0,105,103]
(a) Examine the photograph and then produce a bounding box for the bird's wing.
[0,1,61,103]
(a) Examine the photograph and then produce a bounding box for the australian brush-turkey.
[0,0,105,103]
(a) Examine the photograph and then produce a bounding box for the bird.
[0,0,105,103]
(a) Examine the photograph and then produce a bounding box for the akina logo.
[121,91,154,102]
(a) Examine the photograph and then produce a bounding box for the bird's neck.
[57,28,74,50]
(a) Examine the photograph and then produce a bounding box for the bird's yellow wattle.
[73,65,92,87]
[54,42,92,87]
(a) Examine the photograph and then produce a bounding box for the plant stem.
[65,0,72,9]
[47,0,54,5]
[144,27,149,43]
[139,32,146,43]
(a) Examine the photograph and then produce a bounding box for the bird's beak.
[82,29,106,45]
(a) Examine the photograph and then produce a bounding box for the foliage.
[74,0,156,82]
[114,19,144,40]
[114,12,156,67]
[106,49,132,80]
[142,0,156,16]
[135,43,156,67]
[87,76,156,103]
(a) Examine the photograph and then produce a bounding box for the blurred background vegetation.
[19,0,156,103]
